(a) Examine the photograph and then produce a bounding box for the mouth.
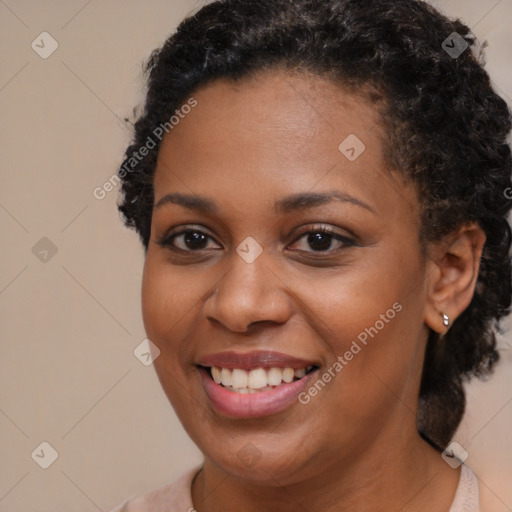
[202,365,317,393]
[196,351,320,418]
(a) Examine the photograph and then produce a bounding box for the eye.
[156,227,222,252]
[156,225,356,255]
[288,226,356,254]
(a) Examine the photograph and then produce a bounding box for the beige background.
[0,1,511,510]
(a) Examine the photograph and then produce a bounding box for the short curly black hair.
[117,0,512,450]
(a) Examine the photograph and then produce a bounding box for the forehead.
[159,68,383,162]
[153,69,418,222]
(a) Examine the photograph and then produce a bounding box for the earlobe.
[423,223,486,334]
[425,308,451,335]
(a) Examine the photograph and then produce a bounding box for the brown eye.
[157,228,222,252]
[289,227,355,254]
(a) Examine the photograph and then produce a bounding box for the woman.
[111,0,512,510]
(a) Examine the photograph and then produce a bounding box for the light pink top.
[110,463,480,512]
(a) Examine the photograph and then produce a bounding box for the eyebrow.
[154,191,375,215]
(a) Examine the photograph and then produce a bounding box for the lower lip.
[198,367,317,418]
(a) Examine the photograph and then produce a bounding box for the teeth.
[294,368,306,379]
[209,366,311,392]
[212,366,222,384]
[283,368,294,383]
[267,367,283,386]
[221,368,232,387]
[231,369,248,388]
[248,368,267,389]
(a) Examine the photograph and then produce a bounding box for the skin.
[141,69,486,512]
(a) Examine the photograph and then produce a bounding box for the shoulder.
[108,465,202,512]
[449,464,480,512]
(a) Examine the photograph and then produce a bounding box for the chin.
[206,446,316,484]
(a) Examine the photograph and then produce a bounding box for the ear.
[424,223,486,334]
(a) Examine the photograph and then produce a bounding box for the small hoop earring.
[442,313,450,327]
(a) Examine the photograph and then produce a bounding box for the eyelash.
[156,225,356,256]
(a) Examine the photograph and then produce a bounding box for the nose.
[202,250,293,333]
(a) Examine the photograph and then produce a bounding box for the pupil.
[185,231,207,249]
[308,232,331,251]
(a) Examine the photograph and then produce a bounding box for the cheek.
[140,256,206,410]
[141,254,202,335]
[310,240,422,338]
[300,258,407,342]
[315,251,426,411]
[141,262,169,341]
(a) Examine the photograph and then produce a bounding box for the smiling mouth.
[201,365,318,393]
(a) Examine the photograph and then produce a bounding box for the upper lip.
[196,350,318,370]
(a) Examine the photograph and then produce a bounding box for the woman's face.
[142,69,432,483]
